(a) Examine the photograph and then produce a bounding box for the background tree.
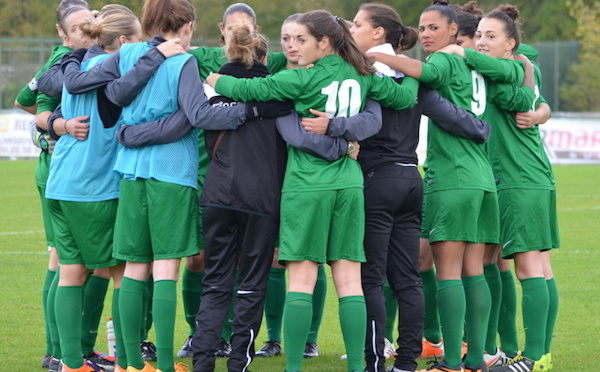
[559,0,600,111]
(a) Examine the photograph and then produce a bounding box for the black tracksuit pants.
[192,206,277,372]
[362,164,425,372]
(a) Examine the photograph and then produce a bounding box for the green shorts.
[113,179,199,262]
[49,199,121,269]
[423,189,499,244]
[279,188,366,263]
[499,189,560,258]
[38,185,56,248]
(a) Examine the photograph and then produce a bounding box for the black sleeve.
[421,87,491,143]
[326,98,383,141]
[177,60,246,129]
[276,111,347,161]
[116,109,193,148]
[37,62,64,98]
[47,104,63,140]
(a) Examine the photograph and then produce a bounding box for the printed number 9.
[471,71,486,116]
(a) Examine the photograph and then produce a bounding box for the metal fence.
[0,37,580,111]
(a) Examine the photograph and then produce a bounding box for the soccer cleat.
[85,350,116,371]
[61,361,104,372]
[421,338,445,359]
[156,363,190,372]
[214,337,232,357]
[140,340,157,361]
[48,358,62,372]
[464,361,488,372]
[542,353,553,370]
[489,354,549,372]
[384,338,398,359]
[177,336,194,358]
[93,350,117,363]
[484,349,507,367]
[417,359,465,371]
[256,340,282,357]
[126,361,156,372]
[42,353,52,368]
[303,341,319,358]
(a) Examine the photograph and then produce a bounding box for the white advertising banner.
[0,111,39,159]
[1,111,599,165]
[539,117,600,164]
[417,115,600,165]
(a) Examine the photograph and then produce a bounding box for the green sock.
[42,269,56,355]
[339,296,367,372]
[384,280,398,341]
[498,270,519,355]
[463,275,491,367]
[141,277,153,341]
[264,268,286,342]
[55,285,84,369]
[484,264,502,354]
[48,268,62,358]
[283,292,312,371]
[221,270,239,340]
[437,280,465,368]
[154,280,177,372]
[112,288,127,370]
[81,275,109,354]
[182,268,204,336]
[545,278,559,354]
[521,277,549,361]
[120,277,146,369]
[308,265,327,344]
[420,269,441,343]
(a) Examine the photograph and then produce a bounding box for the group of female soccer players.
[19,1,559,372]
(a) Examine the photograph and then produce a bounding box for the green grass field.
[1,160,599,371]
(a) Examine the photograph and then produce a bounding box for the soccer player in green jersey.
[14,1,95,370]
[207,10,418,372]
[368,1,536,371]
[438,5,559,372]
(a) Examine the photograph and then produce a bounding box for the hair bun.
[497,4,519,21]
[462,1,483,16]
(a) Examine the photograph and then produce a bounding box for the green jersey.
[35,46,72,114]
[215,54,418,192]
[16,45,71,108]
[419,52,496,192]
[485,61,555,190]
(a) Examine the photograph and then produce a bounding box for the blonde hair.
[224,22,268,68]
[79,4,138,48]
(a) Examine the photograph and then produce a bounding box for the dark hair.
[283,13,301,25]
[79,4,139,49]
[56,0,89,24]
[297,10,375,75]
[224,22,268,68]
[223,3,256,25]
[423,0,458,26]
[453,2,483,38]
[358,3,417,51]
[485,4,521,52]
[58,1,91,34]
[219,3,257,43]
[142,0,195,37]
